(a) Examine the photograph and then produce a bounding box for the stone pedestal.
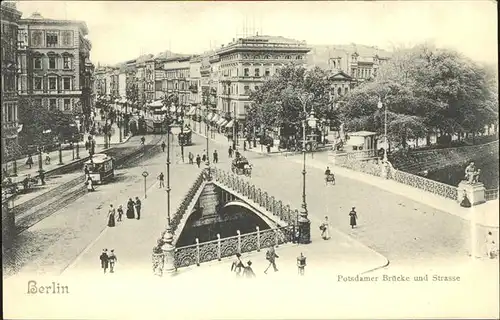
[457,181,486,206]
[199,183,219,217]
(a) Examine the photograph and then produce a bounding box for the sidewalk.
[3,123,132,183]
[289,154,499,229]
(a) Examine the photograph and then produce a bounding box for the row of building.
[94,34,391,132]
[1,3,93,159]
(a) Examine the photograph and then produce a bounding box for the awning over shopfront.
[219,119,228,127]
[225,120,234,128]
[148,100,163,108]
[216,118,225,126]
[187,107,196,116]
[207,113,215,122]
[212,114,220,123]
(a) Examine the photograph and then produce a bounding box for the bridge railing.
[485,189,499,201]
[388,169,459,201]
[174,225,294,269]
[335,154,383,177]
[212,167,299,226]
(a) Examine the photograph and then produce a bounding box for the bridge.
[152,167,300,275]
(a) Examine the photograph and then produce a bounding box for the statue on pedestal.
[464,161,481,184]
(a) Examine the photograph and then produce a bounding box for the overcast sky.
[17,1,498,66]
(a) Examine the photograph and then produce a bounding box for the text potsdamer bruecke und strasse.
[337,274,461,282]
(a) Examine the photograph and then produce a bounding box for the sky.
[16,1,498,66]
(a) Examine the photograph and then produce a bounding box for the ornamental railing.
[170,170,206,236]
[336,154,383,177]
[174,225,294,269]
[485,189,499,201]
[212,167,300,226]
[337,149,377,161]
[388,168,458,201]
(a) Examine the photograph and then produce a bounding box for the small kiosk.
[344,131,378,160]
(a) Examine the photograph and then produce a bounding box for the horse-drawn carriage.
[231,156,252,177]
[324,167,335,186]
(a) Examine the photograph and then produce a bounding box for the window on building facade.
[49,99,57,110]
[48,56,56,69]
[46,32,58,47]
[337,87,342,96]
[63,56,71,69]
[6,103,15,122]
[34,57,42,69]
[244,86,250,95]
[63,77,71,90]
[63,99,71,111]
[345,87,349,95]
[32,31,42,46]
[34,77,43,90]
[254,68,260,77]
[286,55,291,59]
[254,85,259,91]
[265,68,270,77]
[62,31,73,46]
[4,75,15,92]
[244,68,249,77]
[34,98,42,107]
[296,55,302,59]
[48,77,57,90]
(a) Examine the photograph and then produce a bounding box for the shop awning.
[148,100,163,108]
[187,107,196,116]
[216,118,225,126]
[207,113,215,122]
[225,120,234,128]
[219,119,228,127]
[212,114,220,123]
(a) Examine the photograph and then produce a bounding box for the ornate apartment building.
[215,35,311,128]
[163,56,191,110]
[17,12,93,123]
[1,2,22,160]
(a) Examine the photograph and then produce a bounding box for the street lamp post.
[297,92,316,245]
[142,170,149,199]
[58,142,63,165]
[377,98,388,161]
[118,111,123,143]
[75,139,80,159]
[179,108,185,163]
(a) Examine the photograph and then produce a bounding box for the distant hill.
[307,43,392,69]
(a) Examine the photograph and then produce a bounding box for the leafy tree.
[246,64,336,134]
[339,43,498,149]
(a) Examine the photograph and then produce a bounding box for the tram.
[84,153,115,184]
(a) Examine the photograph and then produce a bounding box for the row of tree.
[246,43,498,149]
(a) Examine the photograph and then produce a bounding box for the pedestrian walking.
[213,150,218,164]
[84,165,90,177]
[196,155,201,168]
[108,249,117,273]
[242,261,256,278]
[297,253,307,276]
[264,246,279,274]
[107,204,116,227]
[87,177,95,192]
[100,249,109,274]
[135,196,142,220]
[126,198,135,219]
[202,153,207,162]
[45,152,51,165]
[26,155,34,169]
[158,172,165,188]
[231,253,244,277]
[117,205,123,222]
[188,152,194,165]
[243,140,247,151]
[320,216,330,240]
[141,136,145,145]
[266,144,271,153]
[349,207,358,229]
[161,141,166,152]
[228,146,233,158]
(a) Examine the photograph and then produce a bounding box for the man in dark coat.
[213,150,218,164]
[100,249,109,274]
[135,197,142,220]
[126,198,135,219]
[196,155,201,168]
[228,146,233,158]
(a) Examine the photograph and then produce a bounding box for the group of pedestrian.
[99,248,118,274]
[106,197,142,228]
[230,246,308,277]
[188,150,218,168]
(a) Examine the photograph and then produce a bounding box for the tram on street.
[84,153,114,184]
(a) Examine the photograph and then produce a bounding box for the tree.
[247,64,336,133]
[339,43,498,149]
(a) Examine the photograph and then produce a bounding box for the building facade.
[1,2,22,161]
[163,56,191,110]
[215,35,311,127]
[18,12,92,121]
[188,56,202,107]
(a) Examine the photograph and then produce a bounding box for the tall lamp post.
[297,92,317,244]
[161,103,175,274]
[178,106,185,163]
[377,97,388,161]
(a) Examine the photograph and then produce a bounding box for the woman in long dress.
[107,205,116,227]
[126,198,135,219]
[320,216,330,240]
[349,207,358,229]
[87,177,95,192]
